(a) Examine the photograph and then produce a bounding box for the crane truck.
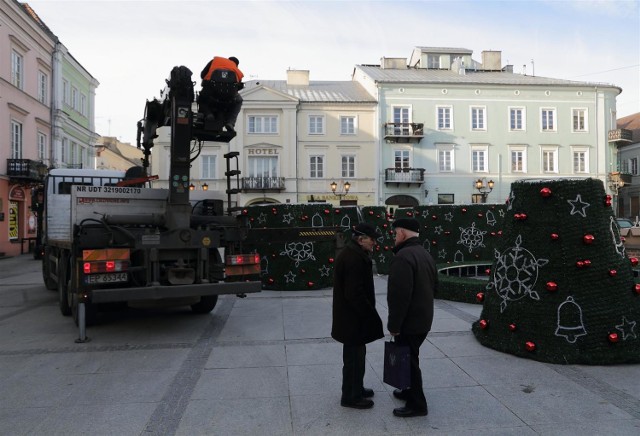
[40,65,261,341]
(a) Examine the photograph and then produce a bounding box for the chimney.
[481,50,502,70]
[380,57,407,69]
[286,69,309,85]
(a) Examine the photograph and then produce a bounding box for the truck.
[40,65,262,340]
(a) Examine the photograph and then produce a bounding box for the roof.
[19,2,56,39]
[244,80,376,103]
[617,112,640,143]
[413,46,473,55]
[354,65,621,90]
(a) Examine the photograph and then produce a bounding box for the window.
[80,147,86,168]
[308,115,324,135]
[248,115,278,134]
[572,148,588,173]
[309,155,324,178]
[394,149,410,170]
[437,145,454,172]
[437,106,452,130]
[340,116,356,135]
[341,155,355,178]
[393,107,410,135]
[541,108,556,131]
[70,142,78,164]
[38,71,48,104]
[471,107,486,130]
[541,147,558,173]
[201,155,216,179]
[38,132,47,161]
[71,87,78,110]
[427,55,440,69]
[510,146,527,173]
[631,158,638,176]
[11,50,24,89]
[80,93,87,116]
[11,120,22,159]
[61,138,68,163]
[471,146,488,172]
[248,156,278,178]
[63,80,70,104]
[509,108,525,131]
[572,108,587,132]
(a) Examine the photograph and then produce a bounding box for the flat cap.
[392,218,420,233]
[352,222,381,239]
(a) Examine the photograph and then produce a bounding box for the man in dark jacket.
[387,218,436,417]
[198,56,244,132]
[332,222,384,409]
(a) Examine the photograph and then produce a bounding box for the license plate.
[84,272,128,284]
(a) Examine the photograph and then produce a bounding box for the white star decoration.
[444,212,453,222]
[438,249,447,259]
[319,265,331,277]
[284,271,296,283]
[282,213,294,224]
[257,213,267,224]
[615,316,637,341]
[434,225,443,235]
[568,194,590,218]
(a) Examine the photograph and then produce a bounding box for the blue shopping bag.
[383,339,411,389]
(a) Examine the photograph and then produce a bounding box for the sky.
[27,0,640,145]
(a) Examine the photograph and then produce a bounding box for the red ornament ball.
[242,209,248,215]
[335,209,341,214]
[525,341,536,352]
[444,231,451,236]
[540,187,552,197]
[576,261,585,268]
[479,319,489,329]
[267,277,275,284]
[634,284,640,294]
[328,258,334,263]
[477,213,483,218]
[307,281,314,288]
[461,208,467,213]
[608,332,619,343]
[369,210,375,215]
[476,292,485,302]
[432,215,438,220]
[485,268,491,275]
[491,232,496,236]
[514,213,528,221]
[609,269,617,277]
[324,209,330,214]
[583,234,595,244]
[508,323,517,332]
[631,257,639,267]
[583,259,592,267]
[406,211,413,217]
[551,233,559,240]
[546,281,558,292]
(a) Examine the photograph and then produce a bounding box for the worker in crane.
[198,56,245,133]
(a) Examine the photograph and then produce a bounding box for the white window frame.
[509,145,527,173]
[509,107,526,131]
[341,155,356,178]
[71,86,78,111]
[248,115,278,134]
[541,108,556,132]
[393,106,411,135]
[541,146,558,173]
[437,144,455,172]
[11,120,23,159]
[394,148,411,170]
[572,147,589,174]
[309,155,324,178]
[38,132,47,161]
[470,106,486,131]
[11,50,24,90]
[340,116,357,135]
[80,93,87,116]
[61,138,68,164]
[70,141,78,165]
[63,80,70,105]
[471,145,488,173]
[572,108,588,132]
[631,157,638,176]
[436,106,453,130]
[38,71,48,104]
[201,155,216,179]
[248,155,279,178]
[427,54,440,69]
[308,115,325,135]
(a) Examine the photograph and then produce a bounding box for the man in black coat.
[332,222,384,409]
[387,218,437,417]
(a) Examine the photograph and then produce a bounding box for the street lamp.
[189,183,195,191]
[202,183,209,191]
[474,178,494,203]
[330,180,351,200]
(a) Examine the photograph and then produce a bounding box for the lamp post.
[202,183,209,191]
[330,180,351,202]
[474,178,494,203]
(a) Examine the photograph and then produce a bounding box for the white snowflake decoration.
[280,242,316,266]
[457,222,487,253]
[488,234,549,313]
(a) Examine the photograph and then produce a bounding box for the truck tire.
[190,295,218,314]
[42,247,57,291]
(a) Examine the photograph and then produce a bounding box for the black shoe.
[224,123,235,133]
[393,406,428,417]
[362,388,374,398]
[393,389,408,400]
[341,398,374,409]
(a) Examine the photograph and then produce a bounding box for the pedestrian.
[331,222,384,409]
[387,218,436,417]
[198,55,244,132]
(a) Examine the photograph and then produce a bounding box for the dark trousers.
[396,333,428,411]
[341,344,366,402]
[198,85,243,126]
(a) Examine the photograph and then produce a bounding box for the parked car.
[616,218,635,229]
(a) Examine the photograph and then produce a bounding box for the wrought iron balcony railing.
[383,123,425,143]
[608,128,633,143]
[6,159,48,182]
[384,167,425,185]
[241,176,286,192]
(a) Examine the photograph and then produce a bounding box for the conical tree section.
[473,178,640,364]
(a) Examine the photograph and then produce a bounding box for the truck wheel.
[190,295,218,314]
[42,247,57,291]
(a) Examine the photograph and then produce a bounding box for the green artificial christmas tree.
[473,178,640,364]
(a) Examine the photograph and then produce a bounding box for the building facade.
[613,112,640,218]
[95,136,143,171]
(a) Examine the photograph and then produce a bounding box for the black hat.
[392,218,420,233]
[352,223,380,239]
[229,56,239,65]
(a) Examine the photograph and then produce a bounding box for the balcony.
[241,176,286,192]
[383,122,425,143]
[6,159,47,183]
[608,128,633,144]
[384,168,425,186]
